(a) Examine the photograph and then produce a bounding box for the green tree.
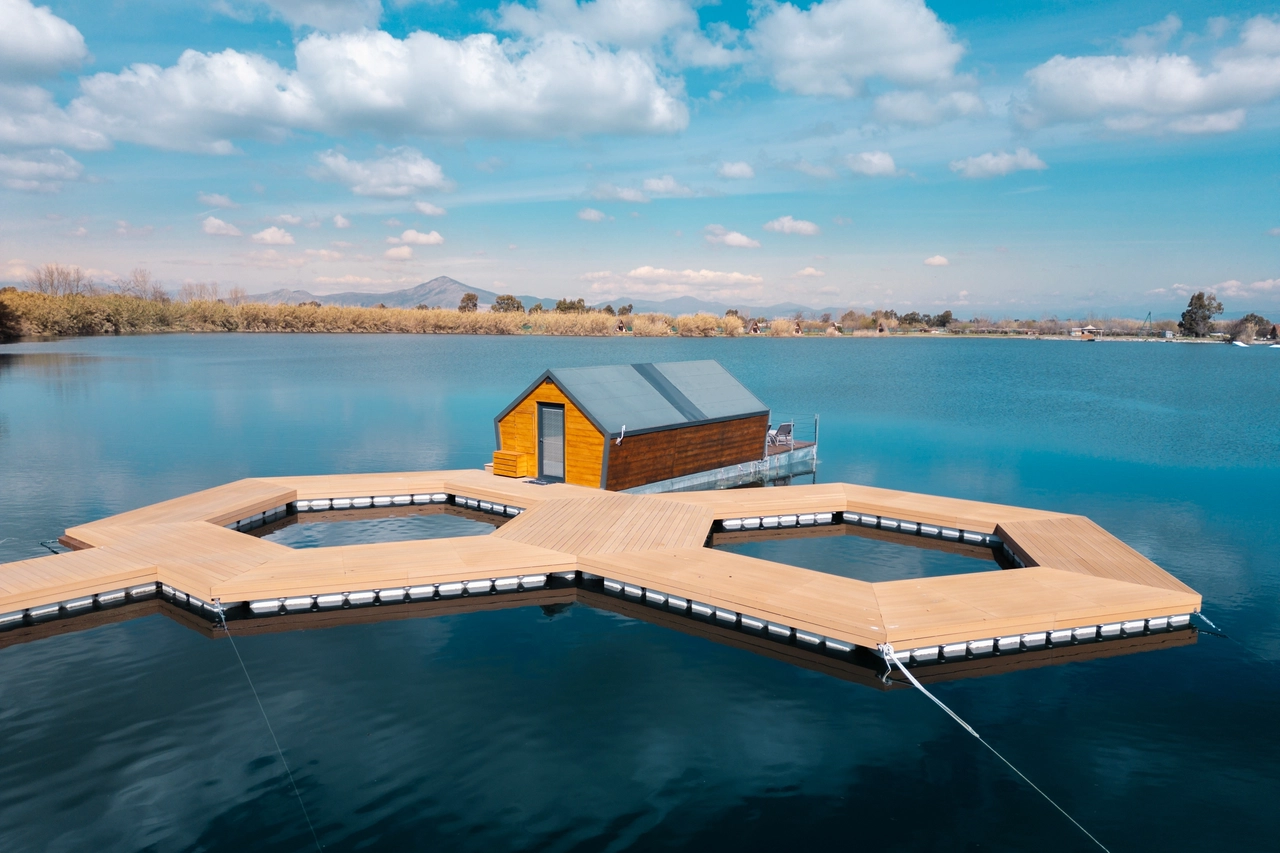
[601,304,616,316]
[0,286,20,339]
[555,297,587,313]
[932,310,954,328]
[458,292,479,313]
[617,304,633,316]
[724,308,739,318]
[492,294,524,313]
[1178,291,1223,337]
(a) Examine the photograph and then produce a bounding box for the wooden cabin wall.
[604,414,768,491]
[498,381,605,487]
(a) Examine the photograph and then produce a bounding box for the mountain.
[245,277,838,317]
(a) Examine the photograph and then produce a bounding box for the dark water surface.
[1,335,1277,852]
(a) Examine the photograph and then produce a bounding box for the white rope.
[216,601,324,851]
[881,644,1112,853]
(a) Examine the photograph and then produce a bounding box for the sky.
[0,0,1278,317]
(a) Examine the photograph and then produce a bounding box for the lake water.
[1,334,1277,852]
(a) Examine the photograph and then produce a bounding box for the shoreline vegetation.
[2,266,1274,344]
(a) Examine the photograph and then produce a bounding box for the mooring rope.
[1194,611,1280,672]
[880,644,1112,853]
[215,601,324,851]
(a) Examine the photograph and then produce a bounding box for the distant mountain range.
[246,276,841,318]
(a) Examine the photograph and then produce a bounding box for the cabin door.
[537,403,565,482]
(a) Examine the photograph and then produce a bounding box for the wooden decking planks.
[0,548,158,613]
[997,516,1196,595]
[872,567,1200,648]
[580,548,886,647]
[2,467,1202,658]
[213,537,576,600]
[493,495,713,554]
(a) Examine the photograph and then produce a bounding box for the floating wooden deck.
[0,470,1201,665]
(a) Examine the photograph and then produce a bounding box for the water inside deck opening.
[256,507,498,549]
[710,524,1006,582]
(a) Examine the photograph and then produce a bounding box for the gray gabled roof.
[497,360,769,438]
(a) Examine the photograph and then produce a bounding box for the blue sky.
[1,0,1278,316]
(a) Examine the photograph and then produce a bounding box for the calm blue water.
[1,334,1278,852]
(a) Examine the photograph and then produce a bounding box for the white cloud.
[495,0,740,68]
[304,248,343,261]
[0,84,109,150]
[593,183,649,203]
[764,215,820,235]
[65,29,688,153]
[0,0,88,80]
[717,161,754,179]
[1212,277,1280,298]
[241,248,306,269]
[750,0,965,97]
[202,216,242,236]
[332,214,350,228]
[642,174,693,196]
[795,266,824,277]
[383,217,401,226]
[923,255,949,266]
[577,207,608,221]
[251,226,295,245]
[872,89,985,125]
[384,245,413,261]
[0,148,82,192]
[1269,227,1280,236]
[115,220,153,237]
[785,158,836,179]
[704,224,761,248]
[386,228,444,245]
[1018,15,1280,134]
[271,214,303,224]
[314,147,449,197]
[627,266,764,285]
[846,150,899,176]
[413,201,446,216]
[198,192,237,208]
[1120,13,1181,55]
[217,0,384,32]
[949,148,1047,179]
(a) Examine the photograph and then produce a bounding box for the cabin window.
[537,403,565,482]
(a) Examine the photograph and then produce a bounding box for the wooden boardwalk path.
[0,470,1201,660]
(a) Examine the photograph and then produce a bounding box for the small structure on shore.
[492,360,773,490]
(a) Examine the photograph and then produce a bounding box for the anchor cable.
[880,644,1112,853]
[216,601,324,851]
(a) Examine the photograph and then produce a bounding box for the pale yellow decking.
[0,471,1201,654]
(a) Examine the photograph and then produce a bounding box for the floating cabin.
[491,360,770,491]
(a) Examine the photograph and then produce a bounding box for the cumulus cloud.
[304,248,344,261]
[577,207,608,221]
[198,192,237,208]
[1120,13,1182,55]
[1018,15,1280,134]
[0,83,109,150]
[386,228,444,245]
[872,89,985,125]
[750,0,965,97]
[923,255,949,266]
[495,0,740,68]
[795,266,824,277]
[627,265,763,285]
[217,0,384,32]
[1212,277,1280,298]
[764,215,820,235]
[314,147,449,197]
[64,29,688,153]
[0,0,88,80]
[846,150,899,176]
[332,214,350,228]
[271,214,303,224]
[202,216,242,236]
[251,226,294,245]
[592,183,649,203]
[704,224,760,248]
[0,148,83,192]
[717,161,754,179]
[384,245,413,261]
[413,201,446,216]
[1269,227,1280,236]
[784,158,836,179]
[642,174,693,196]
[949,148,1047,179]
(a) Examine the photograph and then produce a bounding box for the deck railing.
[765,413,819,455]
